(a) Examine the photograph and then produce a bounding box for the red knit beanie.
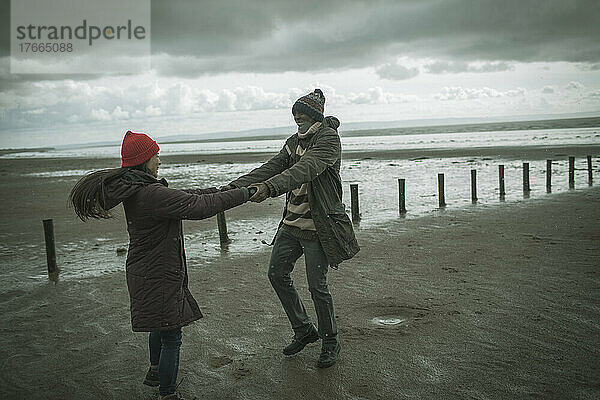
[121,130,160,167]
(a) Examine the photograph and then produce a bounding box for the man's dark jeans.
[268,227,338,343]
[149,328,182,396]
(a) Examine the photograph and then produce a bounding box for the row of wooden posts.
[351,155,594,220]
[42,155,594,281]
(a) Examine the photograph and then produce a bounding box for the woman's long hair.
[69,162,152,221]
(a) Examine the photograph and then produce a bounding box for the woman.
[70,130,253,399]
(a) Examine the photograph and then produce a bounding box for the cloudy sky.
[1,0,600,147]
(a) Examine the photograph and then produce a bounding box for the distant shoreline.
[159,116,600,145]
[2,115,598,153]
[0,147,55,155]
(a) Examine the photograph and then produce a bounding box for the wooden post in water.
[217,212,230,244]
[398,178,406,215]
[438,173,446,208]
[43,219,58,282]
[498,165,506,199]
[546,160,552,193]
[470,169,477,204]
[350,184,360,222]
[569,156,575,189]
[587,155,593,186]
[523,162,530,196]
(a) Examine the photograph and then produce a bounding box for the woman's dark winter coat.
[102,169,249,332]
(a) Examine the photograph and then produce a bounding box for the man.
[224,89,360,368]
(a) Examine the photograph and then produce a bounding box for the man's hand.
[249,183,269,203]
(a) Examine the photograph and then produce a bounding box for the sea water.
[2,126,599,159]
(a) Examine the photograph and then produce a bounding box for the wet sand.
[1,143,598,247]
[1,144,599,399]
[1,180,599,398]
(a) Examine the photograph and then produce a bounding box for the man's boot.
[316,341,340,368]
[283,324,319,356]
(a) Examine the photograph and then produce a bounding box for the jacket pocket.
[326,204,359,261]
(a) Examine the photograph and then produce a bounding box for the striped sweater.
[282,141,319,240]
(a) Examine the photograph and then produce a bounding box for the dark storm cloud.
[424,61,514,74]
[149,0,600,76]
[375,63,419,80]
[2,0,599,80]
[0,58,105,89]
[0,0,8,58]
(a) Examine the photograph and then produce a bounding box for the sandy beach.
[0,146,599,399]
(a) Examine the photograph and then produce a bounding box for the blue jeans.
[268,227,338,343]
[149,328,182,396]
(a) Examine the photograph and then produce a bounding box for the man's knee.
[268,263,293,287]
[268,263,282,282]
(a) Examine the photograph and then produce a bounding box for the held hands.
[220,183,267,202]
[248,183,269,203]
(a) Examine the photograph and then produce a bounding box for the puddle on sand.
[371,317,407,326]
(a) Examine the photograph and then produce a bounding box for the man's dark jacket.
[229,118,360,266]
[103,169,249,332]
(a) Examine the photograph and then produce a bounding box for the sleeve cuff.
[240,187,250,201]
[264,180,277,197]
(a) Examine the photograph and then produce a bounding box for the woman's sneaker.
[143,367,159,387]
[283,325,320,356]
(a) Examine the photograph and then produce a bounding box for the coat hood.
[324,116,340,131]
[102,169,166,210]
